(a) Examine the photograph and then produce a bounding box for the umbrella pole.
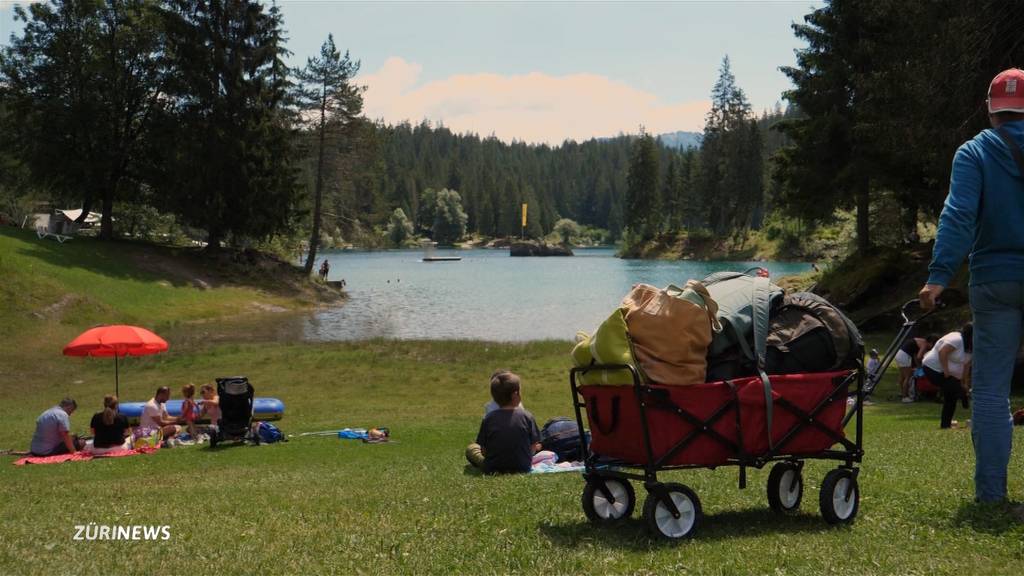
[115,354,119,398]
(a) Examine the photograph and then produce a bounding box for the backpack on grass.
[254,421,285,444]
[540,417,589,462]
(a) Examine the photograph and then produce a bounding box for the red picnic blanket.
[13,446,159,466]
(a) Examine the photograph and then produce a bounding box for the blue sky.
[1,1,822,143]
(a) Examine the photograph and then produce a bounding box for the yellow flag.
[521,203,528,227]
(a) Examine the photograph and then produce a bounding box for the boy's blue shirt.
[929,119,1024,287]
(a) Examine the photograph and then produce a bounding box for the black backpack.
[540,417,589,462]
[765,292,863,374]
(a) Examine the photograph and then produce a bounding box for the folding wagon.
[570,364,863,539]
[569,300,930,539]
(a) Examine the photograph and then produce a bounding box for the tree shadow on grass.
[951,500,1024,535]
[539,508,837,549]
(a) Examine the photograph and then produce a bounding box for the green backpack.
[571,307,641,385]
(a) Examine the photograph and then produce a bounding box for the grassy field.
[1,338,1022,575]
[2,227,1023,574]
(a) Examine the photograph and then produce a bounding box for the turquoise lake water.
[308,247,811,342]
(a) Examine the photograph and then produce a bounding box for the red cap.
[988,68,1024,114]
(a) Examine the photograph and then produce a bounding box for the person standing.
[29,398,79,456]
[919,68,1024,505]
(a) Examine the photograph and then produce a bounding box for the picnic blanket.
[14,446,158,466]
[531,461,586,474]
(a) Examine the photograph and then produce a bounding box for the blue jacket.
[928,120,1024,287]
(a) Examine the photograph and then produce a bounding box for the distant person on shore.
[139,386,182,444]
[319,259,330,281]
[921,324,973,430]
[30,398,81,456]
[466,370,542,474]
[87,395,130,454]
[896,334,939,402]
[919,68,1024,505]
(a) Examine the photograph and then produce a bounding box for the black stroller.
[210,376,254,448]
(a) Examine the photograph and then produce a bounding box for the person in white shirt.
[139,386,182,441]
[921,324,974,429]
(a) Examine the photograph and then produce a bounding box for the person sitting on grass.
[139,386,182,444]
[922,323,974,429]
[199,383,220,437]
[87,395,131,454]
[30,397,82,456]
[466,370,541,474]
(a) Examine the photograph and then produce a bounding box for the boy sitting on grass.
[466,370,541,474]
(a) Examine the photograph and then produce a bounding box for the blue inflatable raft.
[118,398,285,426]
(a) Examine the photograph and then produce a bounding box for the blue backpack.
[255,422,285,444]
[541,417,589,462]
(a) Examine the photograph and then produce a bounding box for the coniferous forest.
[2,0,1024,261]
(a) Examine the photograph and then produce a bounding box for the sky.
[0,0,822,144]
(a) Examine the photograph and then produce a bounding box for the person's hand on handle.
[919,284,945,311]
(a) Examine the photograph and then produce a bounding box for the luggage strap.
[752,276,774,450]
[995,127,1024,175]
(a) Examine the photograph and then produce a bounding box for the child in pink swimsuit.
[181,384,198,439]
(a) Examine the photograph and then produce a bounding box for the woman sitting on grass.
[87,395,131,454]
[922,323,973,429]
[199,384,220,437]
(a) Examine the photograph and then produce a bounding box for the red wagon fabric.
[579,370,852,466]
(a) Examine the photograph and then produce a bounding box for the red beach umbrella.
[63,325,169,397]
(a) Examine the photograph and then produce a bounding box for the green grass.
[1,339,1022,575]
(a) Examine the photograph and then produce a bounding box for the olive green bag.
[571,307,641,385]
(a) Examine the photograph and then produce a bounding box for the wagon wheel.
[642,483,703,540]
[767,462,804,514]
[581,477,635,524]
[819,468,860,525]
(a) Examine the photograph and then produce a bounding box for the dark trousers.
[923,366,965,428]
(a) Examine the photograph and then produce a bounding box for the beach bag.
[540,417,589,462]
[571,308,640,385]
[255,422,285,444]
[623,281,721,385]
[764,292,863,374]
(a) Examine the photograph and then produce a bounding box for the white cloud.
[357,57,709,145]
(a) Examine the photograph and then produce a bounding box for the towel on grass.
[14,446,158,466]
[531,461,586,474]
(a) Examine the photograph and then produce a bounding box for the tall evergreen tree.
[625,130,659,240]
[157,0,300,248]
[294,34,363,274]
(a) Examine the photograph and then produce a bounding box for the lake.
[305,247,811,342]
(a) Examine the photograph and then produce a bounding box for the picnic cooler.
[580,371,850,467]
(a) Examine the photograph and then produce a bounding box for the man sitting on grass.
[466,370,541,474]
[139,386,182,445]
[30,397,82,456]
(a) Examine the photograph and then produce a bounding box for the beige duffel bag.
[622,280,721,385]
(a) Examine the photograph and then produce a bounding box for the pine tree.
[625,130,659,240]
[157,0,300,248]
[294,34,363,274]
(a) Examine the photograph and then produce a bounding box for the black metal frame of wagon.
[569,363,866,539]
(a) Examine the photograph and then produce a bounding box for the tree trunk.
[99,178,115,240]
[855,176,870,252]
[303,100,328,275]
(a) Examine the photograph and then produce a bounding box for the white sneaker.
[901,397,914,403]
